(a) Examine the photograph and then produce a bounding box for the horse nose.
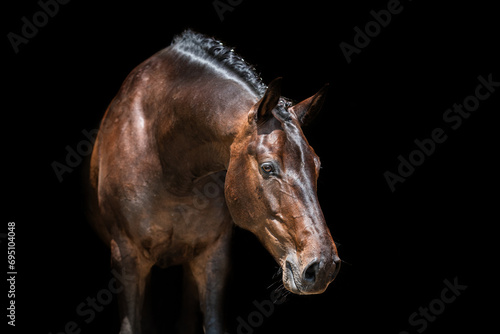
[301,257,340,291]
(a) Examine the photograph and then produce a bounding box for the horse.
[86,30,340,334]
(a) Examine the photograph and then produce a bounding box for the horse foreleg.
[187,231,231,334]
[111,237,153,334]
[176,264,201,334]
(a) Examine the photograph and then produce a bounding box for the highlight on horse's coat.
[86,29,340,334]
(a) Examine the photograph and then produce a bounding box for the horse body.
[87,30,340,334]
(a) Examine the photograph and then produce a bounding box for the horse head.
[225,78,340,295]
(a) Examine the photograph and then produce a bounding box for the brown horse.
[86,30,340,334]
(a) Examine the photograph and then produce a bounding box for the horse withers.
[86,30,340,334]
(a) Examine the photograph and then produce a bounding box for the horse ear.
[249,77,282,124]
[290,84,329,126]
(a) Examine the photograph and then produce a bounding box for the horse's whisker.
[340,259,352,266]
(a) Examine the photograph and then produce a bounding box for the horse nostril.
[330,259,341,281]
[303,261,319,283]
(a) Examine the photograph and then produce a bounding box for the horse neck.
[155,74,258,194]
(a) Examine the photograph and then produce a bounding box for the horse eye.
[260,163,275,174]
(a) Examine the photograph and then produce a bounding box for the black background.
[3,0,498,333]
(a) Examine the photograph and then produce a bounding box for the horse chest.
[139,191,232,267]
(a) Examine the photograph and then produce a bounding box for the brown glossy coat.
[86,31,340,334]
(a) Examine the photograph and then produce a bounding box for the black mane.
[172,30,267,97]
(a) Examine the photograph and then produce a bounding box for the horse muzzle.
[282,253,341,295]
